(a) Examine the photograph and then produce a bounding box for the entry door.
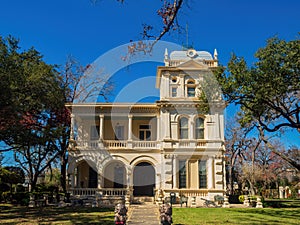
[139,125,151,140]
[114,166,125,188]
[133,162,155,196]
[88,167,98,188]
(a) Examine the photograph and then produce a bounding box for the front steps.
[132,196,155,204]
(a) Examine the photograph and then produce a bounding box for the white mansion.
[66,48,226,206]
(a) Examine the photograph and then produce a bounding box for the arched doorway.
[103,161,126,188]
[76,161,98,188]
[133,162,155,196]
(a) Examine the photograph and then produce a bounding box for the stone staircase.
[132,196,155,204]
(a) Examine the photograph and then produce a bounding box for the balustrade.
[162,189,208,197]
[75,140,206,150]
[69,188,127,197]
[69,188,98,196]
[132,141,158,148]
[103,140,127,148]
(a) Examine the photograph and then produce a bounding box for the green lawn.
[173,207,300,225]
[1,202,300,225]
[0,204,115,224]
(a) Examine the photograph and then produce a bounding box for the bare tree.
[55,56,114,193]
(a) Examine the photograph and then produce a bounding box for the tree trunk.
[60,153,67,193]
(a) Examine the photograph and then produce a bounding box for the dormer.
[156,48,218,101]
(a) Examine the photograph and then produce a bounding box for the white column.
[74,167,78,188]
[163,73,170,99]
[173,156,177,188]
[215,113,220,139]
[156,116,160,141]
[97,173,102,189]
[179,74,185,97]
[99,114,104,140]
[190,120,194,139]
[128,115,133,140]
[165,112,170,139]
[70,114,75,139]
[207,157,214,189]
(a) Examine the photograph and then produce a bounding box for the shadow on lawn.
[234,208,299,219]
[0,205,115,225]
[228,208,300,225]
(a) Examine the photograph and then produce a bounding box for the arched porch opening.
[76,161,98,188]
[103,161,127,188]
[133,162,155,196]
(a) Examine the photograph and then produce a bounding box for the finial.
[214,49,218,60]
[164,48,169,60]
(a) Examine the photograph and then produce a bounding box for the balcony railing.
[75,140,208,150]
[104,140,127,149]
[75,140,160,150]
[132,141,158,149]
[175,140,207,148]
[162,189,209,197]
[69,188,128,197]
[197,140,207,147]
[69,188,98,196]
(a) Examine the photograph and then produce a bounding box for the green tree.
[0,36,65,190]
[216,35,300,170]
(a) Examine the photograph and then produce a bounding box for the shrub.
[238,195,244,203]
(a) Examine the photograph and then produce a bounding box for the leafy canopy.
[216,35,300,133]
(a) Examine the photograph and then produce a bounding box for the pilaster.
[70,114,75,139]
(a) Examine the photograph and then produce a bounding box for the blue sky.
[1,0,299,156]
[1,0,299,66]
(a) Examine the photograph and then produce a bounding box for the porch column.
[207,157,214,189]
[74,167,78,188]
[70,114,75,139]
[97,172,102,189]
[173,156,178,188]
[99,114,104,140]
[128,115,133,141]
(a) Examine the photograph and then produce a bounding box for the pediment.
[177,60,209,70]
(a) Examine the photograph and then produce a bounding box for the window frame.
[198,160,207,189]
[114,124,125,140]
[178,160,187,189]
[139,124,151,141]
[186,79,196,97]
[179,117,189,139]
[195,117,204,139]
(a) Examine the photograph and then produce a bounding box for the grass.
[1,200,299,225]
[173,207,300,225]
[0,204,115,224]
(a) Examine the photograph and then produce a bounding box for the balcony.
[75,140,160,150]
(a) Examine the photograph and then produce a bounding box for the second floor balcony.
[75,140,161,150]
[71,139,211,151]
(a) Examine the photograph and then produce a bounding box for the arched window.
[179,117,189,139]
[186,79,196,97]
[195,117,204,139]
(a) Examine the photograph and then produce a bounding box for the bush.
[12,192,30,205]
[228,195,240,204]
[2,191,12,202]
[238,195,244,203]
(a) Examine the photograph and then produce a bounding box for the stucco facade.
[67,48,226,206]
